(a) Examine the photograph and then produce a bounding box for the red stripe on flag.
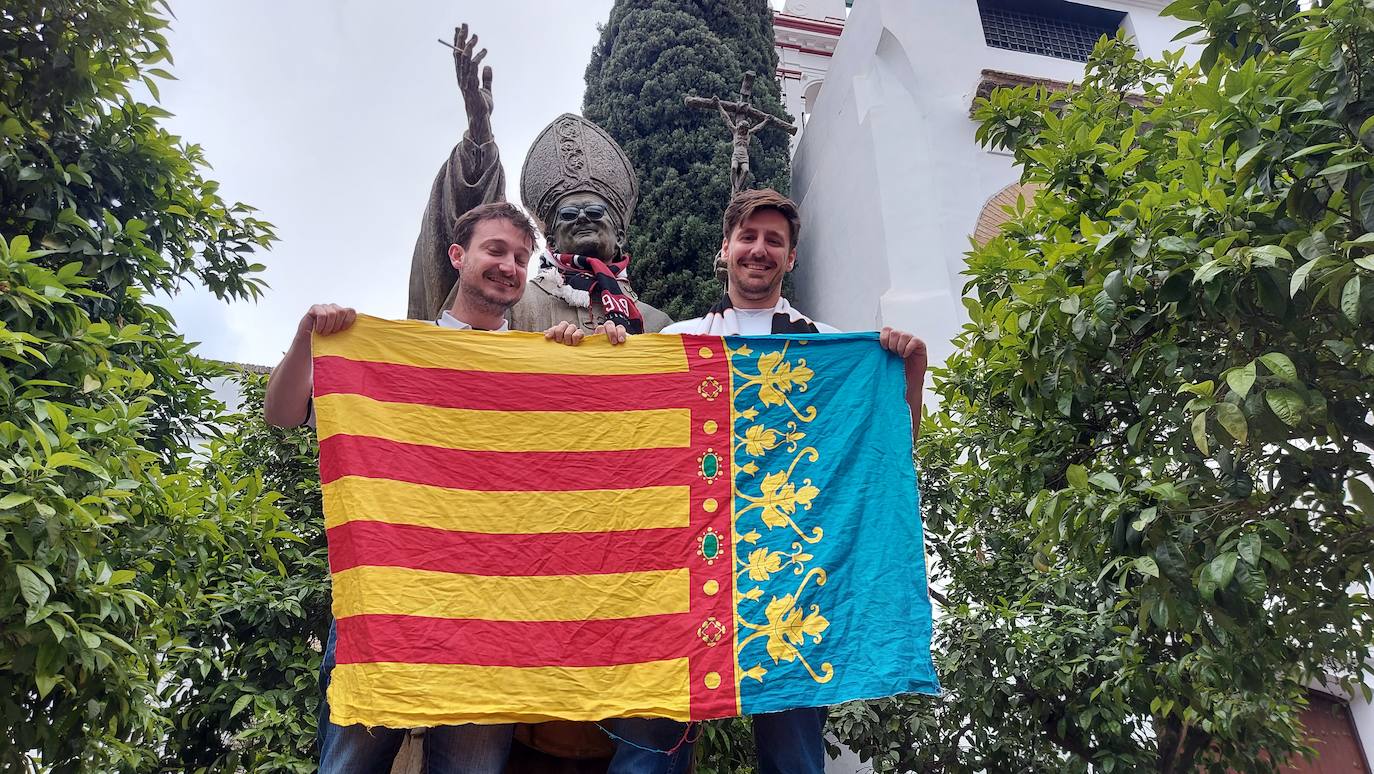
[319,435,701,490]
[679,334,740,720]
[328,521,697,576]
[333,613,704,668]
[313,355,702,412]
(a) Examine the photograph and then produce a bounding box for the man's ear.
[448,243,464,272]
[786,247,797,272]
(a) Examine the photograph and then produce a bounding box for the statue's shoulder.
[637,301,673,333]
[508,275,585,333]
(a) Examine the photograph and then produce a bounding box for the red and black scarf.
[549,253,644,334]
[702,296,820,334]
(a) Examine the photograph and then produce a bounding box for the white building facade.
[784,2,1374,772]
[773,0,845,152]
[788,0,1186,366]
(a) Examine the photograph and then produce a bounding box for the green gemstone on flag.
[702,532,720,559]
[702,452,719,479]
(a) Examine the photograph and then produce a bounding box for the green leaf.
[1348,478,1374,517]
[15,565,49,608]
[1318,161,1368,176]
[1235,144,1265,173]
[35,673,60,699]
[231,694,254,719]
[1208,552,1238,589]
[1131,506,1158,532]
[1179,380,1215,398]
[1359,185,1374,233]
[1257,353,1298,384]
[1291,258,1321,295]
[1298,232,1331,262]
[1066,464,1089,490]
[1158,236,1190,253]
[1225,362,1256,398]
[1265,388,1305,427]
[1191,411,1209,455]
[1089,472,1121,492]
[1155,540,1189,583]
[1238,533,1261,565]
[108,569,136,586]
[1341,276,1361,323]
[1215,402,1247,445]
[1104,270,1124,301]
[1361,113,1374,139]
[0,493,33,510]
[1250,244,1290,262]
[1134,556,1160,578]
[1283,142,1345,161]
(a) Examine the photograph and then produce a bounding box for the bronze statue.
[508,113,671,333]
[407,28,668,333]
[685,71,796,194]
[406,24,504,321]
[398,31,671,774]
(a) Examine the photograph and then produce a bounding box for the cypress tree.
[584,0,792,319]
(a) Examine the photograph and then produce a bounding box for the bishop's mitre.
[520,113,639,232]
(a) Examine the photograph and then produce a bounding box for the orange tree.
[830,1,1374,771]
[0,2,309,770]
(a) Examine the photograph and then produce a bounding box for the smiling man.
[613,188,930,774]
[262,201,540,773]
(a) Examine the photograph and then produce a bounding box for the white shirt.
[438,310,509,332]
[661,306,839,335]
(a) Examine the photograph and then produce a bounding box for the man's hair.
[452,202,540,253]
[722,188,801,250]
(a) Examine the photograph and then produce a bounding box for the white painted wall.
[790,0,1189,373]
[786,2,1366,771]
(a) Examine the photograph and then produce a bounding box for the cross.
[686,72,797,195]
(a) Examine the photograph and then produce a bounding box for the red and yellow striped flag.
[312,315,738,727]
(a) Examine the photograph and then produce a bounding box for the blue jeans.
[318,621,514,774]
[605,717,695,774]
[606,707,827,774]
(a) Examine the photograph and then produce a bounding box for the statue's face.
[548,192,621,259]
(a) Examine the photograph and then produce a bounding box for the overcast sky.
[156,1,622,366]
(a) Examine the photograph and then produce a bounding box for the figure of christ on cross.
[685,71,797,195]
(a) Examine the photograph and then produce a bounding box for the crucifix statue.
[685,71,797,195]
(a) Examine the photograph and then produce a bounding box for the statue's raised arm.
[406,24,506,321]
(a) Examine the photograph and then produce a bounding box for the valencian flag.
[313,315,938,727]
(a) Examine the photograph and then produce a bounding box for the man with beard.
[264,202,545,774]
[612,188,930,774]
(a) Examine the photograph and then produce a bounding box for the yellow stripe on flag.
[327,659,692,726]
[322,476,690,532]
[312,314,688,375]
[332,566,690,621]
[314,393,689,452]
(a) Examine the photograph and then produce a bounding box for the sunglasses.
[556,204,609,222]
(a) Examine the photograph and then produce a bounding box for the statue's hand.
[452,23,494,145]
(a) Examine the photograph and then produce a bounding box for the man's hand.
[544,320,629,346]
[297,304,357,338]
[880,327,928,373]
[881,327,928,441]
[452,23,493,145]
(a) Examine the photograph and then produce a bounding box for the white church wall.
[795,3,1374,771]
[790,0,1189,370]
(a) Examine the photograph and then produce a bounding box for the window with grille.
[977,0,1128,62]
